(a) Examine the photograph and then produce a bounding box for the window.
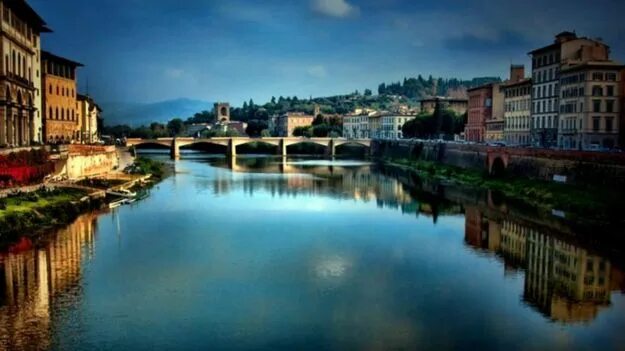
[606,86,614,96]
[592,86,603,96]
[606,100,615,113]
[606,73,616,81]
[593,100,601,113]
[606,117,614,132]
[593,117,600,131]
[593,72,604,80]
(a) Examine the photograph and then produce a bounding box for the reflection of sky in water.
[2,158,624,350]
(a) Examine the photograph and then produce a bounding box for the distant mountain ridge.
[101,98,213,127]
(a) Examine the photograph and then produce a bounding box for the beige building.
[275,112,314,137]
[77,94,102,143]
[558,61,624,149]
[502,65,532,145]
[343,113,371,139]
[0,1,50,148]
[380,114,415,140]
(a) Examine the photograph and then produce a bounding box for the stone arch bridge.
[126,137,371,158]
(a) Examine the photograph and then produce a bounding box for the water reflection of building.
[0,213,97,350]
[464,206,623,324]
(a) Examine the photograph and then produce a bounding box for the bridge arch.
[489,156,507,177]
[179,140,228,154]
[284,139,330,148]
[131,141,171,149]
[233,139,279,155]
[334,141,370,156]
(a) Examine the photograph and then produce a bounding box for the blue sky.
[30,0,625,106]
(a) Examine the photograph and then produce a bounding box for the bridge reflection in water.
[0,157,623,350]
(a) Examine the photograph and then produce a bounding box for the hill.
[101,98,213,127]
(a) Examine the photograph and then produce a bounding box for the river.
[1,155,624,350]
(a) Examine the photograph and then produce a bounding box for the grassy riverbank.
[0,188,98,244]
[385,158,620,222]
[0,156,168,247]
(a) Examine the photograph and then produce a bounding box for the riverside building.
[0,0,50,148]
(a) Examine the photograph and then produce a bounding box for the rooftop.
[42,50,84,68]
[4,0,52,33]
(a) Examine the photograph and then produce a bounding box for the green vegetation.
[127,157,166,179]
[0,188,95,243]
[387,158,619,221]
[292,114,343,138]
[402,105,467,139]
[378,76,500,98]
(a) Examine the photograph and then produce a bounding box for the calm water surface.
[1,156,624,350]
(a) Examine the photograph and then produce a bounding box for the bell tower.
[214,102,230,123]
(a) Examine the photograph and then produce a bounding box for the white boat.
[108,199,126,209]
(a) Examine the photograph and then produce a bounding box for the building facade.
[275,112,313,137]
[380,114,415,139]
[420,97,468,115]
[502,65,532,146]
[503,79,532,145]
[529,32,610,148]
[0,1,50,148]
[558,62,624,149]
[484,83,504,143]
[42,51,82,143]
[77,94,101,144]
[465,84,493,143]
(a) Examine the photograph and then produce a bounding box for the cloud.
[312,0,359,18]
[307,65,328,78]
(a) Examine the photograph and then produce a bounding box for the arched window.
[12,50,15,73]
[49,107,52,120]
[62,108,65,120]
[55,107,59,120]
[49,84,52,94]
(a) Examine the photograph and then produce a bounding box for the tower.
[214,103,230,123]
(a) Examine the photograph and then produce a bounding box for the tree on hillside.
[364,89,372,96]
[293,126,312,138]
[245,120,268,137]
[167,118,185,136]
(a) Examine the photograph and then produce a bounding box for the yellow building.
[42,51,83,144]
[0,0,50,148]
[276,112,314,137]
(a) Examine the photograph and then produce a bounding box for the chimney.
[509,65,525,83]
